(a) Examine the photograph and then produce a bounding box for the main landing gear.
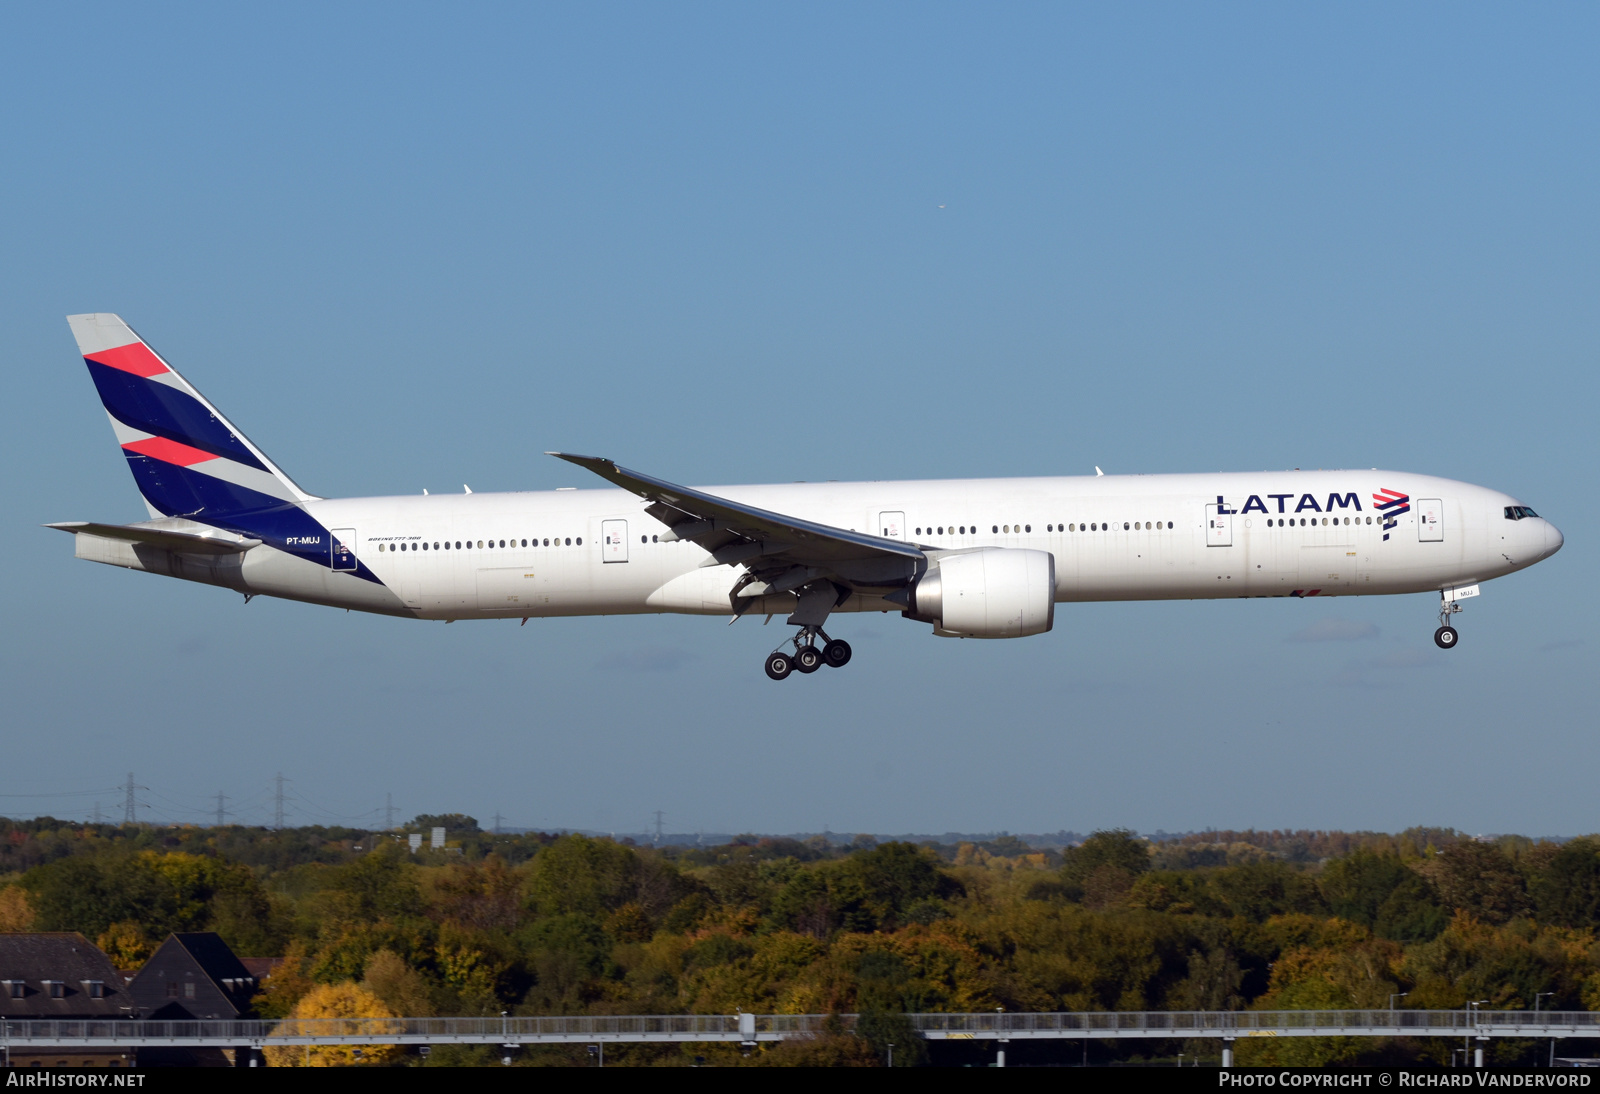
[764,626,853,681]
[1435,591,1462,650]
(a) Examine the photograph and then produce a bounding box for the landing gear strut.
[765,626,852,681]
[1435,591,1462,650]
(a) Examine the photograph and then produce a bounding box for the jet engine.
[905,548,1056,638]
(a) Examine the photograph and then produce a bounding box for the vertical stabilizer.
[67,314,317,520]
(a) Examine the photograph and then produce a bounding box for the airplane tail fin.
[67,314,317,522]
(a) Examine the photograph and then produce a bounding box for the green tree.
[324,842,424,923]
[1061,830,1150,907]
[1061,830,1151,885]
[409,814,481,834]
[1529,839,1600,928]
[1420,841,1530,925]
[1320,850,1447,941]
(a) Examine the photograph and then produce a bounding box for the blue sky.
[2,3,1594,836]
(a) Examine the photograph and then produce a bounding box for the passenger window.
[652,535,658,543]
[565,538,571,546]
[1122,522,1129,531]
[576,537,582,545]
[992,525,998,534]
[1025,525,1032,533]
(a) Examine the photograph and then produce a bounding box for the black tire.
[823,639,853,668]
[1434,625,1459,650]
[795,645,823,673]
[765,652,794,680]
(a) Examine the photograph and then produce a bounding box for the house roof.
[0,933,129,1019]
[239,957,283,980]
[126,933,256,1020]
[170,933,251,982]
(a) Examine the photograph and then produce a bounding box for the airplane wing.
[549,453,924,602]
[46,521,261,555]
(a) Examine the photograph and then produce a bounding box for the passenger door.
[601,519,629,562]
[1418,499,1444,542]
[878,511,906,541]
[1205,505,1232,547]
[331,528,357,571]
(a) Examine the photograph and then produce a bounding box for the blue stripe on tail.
[126,457,381,584]
[88,361,269,471]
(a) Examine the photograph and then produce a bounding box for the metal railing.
[2,1010,1597,1048]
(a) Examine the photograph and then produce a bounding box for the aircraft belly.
[239,547,412,616]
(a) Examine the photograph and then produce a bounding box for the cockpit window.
[1504,506,1540,521]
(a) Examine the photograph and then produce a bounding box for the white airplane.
[53,314,1563,679]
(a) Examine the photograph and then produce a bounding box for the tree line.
[2,818,1599,1066]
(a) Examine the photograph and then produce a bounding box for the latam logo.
[1373,489,1410,540]
[1213,492,1364,516]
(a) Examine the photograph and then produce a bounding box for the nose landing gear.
[764,627,852,680]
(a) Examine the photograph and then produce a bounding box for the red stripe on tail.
[122,436,218,467]
[85,342,168,378]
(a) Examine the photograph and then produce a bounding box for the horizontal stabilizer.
[46,521,261,555]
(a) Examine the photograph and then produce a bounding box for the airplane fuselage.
[72,469,1560,624]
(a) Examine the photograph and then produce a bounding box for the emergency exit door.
[878,511,906,540]
[1205,505,1232,547]
[601,520,629,562]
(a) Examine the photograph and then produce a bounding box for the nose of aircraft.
[1545,520,1564,558]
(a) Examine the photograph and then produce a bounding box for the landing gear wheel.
[765,652,795,680]
[823,639,852,668]
[794,645,823,673]
[1434,625,1459,650]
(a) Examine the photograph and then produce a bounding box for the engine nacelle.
[906,548,1055,638]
